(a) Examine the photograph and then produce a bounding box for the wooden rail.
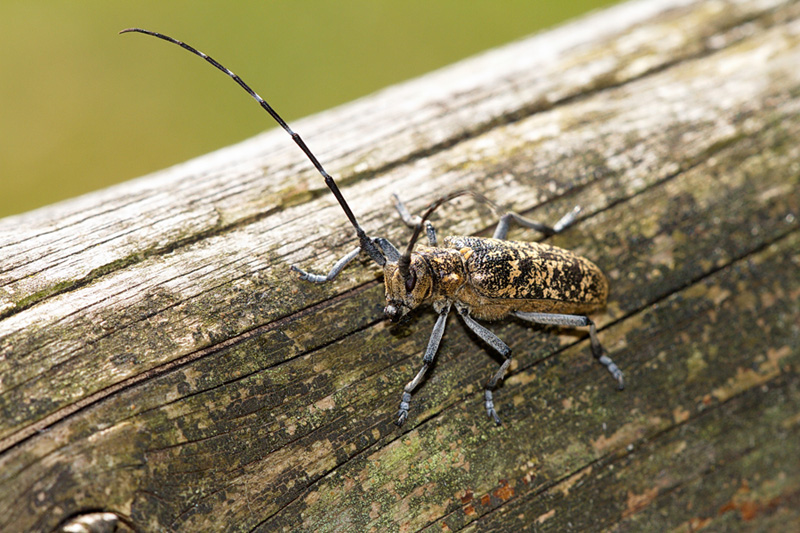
[1,0,799,530]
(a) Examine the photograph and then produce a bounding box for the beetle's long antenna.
[120,28,385,266]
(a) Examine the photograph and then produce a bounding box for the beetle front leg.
[513,311,624,389]
[396,302,451,426]
[392,193,437,246]
[290,246,361,283]
[456,307,512,425]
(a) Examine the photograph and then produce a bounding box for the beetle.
[122,28,624,427]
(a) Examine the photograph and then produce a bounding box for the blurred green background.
[0,0,618,219]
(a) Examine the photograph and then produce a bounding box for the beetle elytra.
[122,28,624,427]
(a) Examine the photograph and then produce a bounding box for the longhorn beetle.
[122,28,624,427]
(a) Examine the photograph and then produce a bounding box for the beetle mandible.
[122,28,625,427]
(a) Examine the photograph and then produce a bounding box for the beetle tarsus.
[485,390,502,425]
[396,392,412,426]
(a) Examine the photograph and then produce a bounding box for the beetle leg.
[290,246,361,283]
[396,302,451,426]
[513,311,624,389]
[493,205,581,240]
[456,307,512,425]
[392,193,437,246]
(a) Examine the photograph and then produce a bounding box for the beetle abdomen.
[444,236,608,315]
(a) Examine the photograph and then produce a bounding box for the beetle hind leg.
[513,311,624,389]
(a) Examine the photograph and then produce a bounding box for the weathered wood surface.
[2,0,799,531]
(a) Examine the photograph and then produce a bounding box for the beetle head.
[383,190,491,322]
[383,254,433,322]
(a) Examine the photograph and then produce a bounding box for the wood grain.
[1,0,799,530]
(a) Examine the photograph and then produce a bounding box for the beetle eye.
[404,270,417,294]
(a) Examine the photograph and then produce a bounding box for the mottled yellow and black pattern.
[449,236,607,320]
[448,236,607,306]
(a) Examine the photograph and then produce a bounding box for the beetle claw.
[396,392,412,426]
[485,390,503,425]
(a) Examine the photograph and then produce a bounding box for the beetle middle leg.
[493,205,581,240]
[513,311,625,389]
[456,305,512,425]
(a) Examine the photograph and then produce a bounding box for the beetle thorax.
[383,246,466,322]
